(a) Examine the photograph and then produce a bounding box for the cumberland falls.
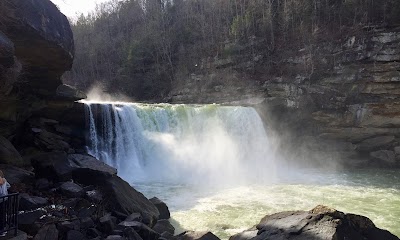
[83,102,400,239]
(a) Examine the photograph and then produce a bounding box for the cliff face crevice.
[169,27,400,167]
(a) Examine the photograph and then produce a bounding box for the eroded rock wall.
[0,0,86,165]
[169,27,400,167]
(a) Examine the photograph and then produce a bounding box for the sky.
[50,0,110,18]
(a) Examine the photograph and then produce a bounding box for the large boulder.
[0,136,23,165]
[0,164,34,185]
[60,182,84,198]
[231,205,399,240]
[19,194,48,211]
[31,152,117,181]
[150,197,170,220]
[102,176,160,226]
[0,0,74,86]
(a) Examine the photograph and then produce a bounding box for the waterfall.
[84,103,276,185]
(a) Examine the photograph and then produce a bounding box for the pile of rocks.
[3,152,176,240]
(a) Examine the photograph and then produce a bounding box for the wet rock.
[370,150,396,165]
[150,197,170,220]
[19,194,48,211]
[60,181,84,198]
[56,84,87,101]
[101,176,159,226]
[33,224,58,240]
[66,230,87,240]
[152,220,175,235]
[231,205,399,240]
[99,214,117,234]
[0,135,23,165]
[177,231,220,240]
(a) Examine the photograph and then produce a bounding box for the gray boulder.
[60,182,84,198]
[150,197,170,220]
[19,194,48,211]
[0,135,23,165]
[117,221,159,240]
[152,219,175,235]
[102,176,160,226]
[99,214,117,234]
[0,164,34,184]
[230,205,399,240]
[31,152,117,181]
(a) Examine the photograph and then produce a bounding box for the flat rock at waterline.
[230,205,399,240]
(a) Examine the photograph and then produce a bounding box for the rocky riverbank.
[4,158,399,240]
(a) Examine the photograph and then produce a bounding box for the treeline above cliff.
[64,0,400,100]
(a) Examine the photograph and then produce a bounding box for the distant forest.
[63,0,400,100]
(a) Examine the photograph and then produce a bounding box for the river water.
[83,102,400,239]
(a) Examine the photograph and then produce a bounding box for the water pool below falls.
[84,102,400,239]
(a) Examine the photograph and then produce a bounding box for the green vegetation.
[64,0,400,100]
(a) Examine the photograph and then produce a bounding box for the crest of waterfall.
[84,103,277,185]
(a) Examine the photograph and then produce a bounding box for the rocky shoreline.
[2,156,398,240]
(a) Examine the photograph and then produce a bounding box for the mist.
[83,85,134,103]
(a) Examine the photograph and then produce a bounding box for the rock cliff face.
[0,0,86,165]
[169,27,400,167]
